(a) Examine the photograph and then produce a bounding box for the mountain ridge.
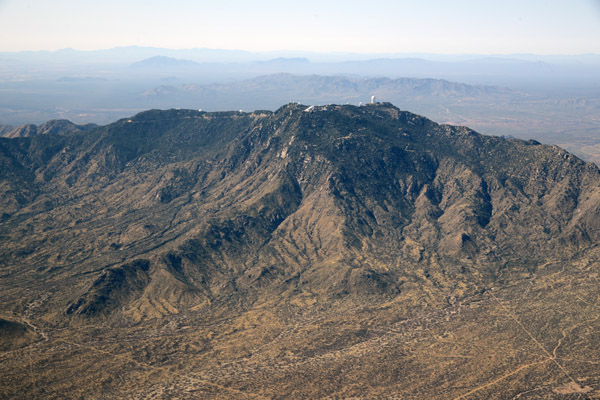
[1,119,97,138]
[140,73,521,104]
[1,103,600,398]
[130,55,200,69]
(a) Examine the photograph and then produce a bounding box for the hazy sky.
[1,0,599,54]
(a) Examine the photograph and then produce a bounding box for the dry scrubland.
[1,103,600,398]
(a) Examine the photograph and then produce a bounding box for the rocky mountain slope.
[1,119,96,138]
[1,103,600,399]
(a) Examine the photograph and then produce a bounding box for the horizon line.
[1,46,599,58]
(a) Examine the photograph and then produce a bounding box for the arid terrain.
[1,103,600,399]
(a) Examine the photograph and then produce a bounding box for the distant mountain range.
[139,73,521,105]
[2,47,599,92]
[130,56,200,68]
[2,45,600,64]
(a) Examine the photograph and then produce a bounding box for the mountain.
[138,73,524,119]
[136,74,600,164]
[130,55,201,69]
[1,119,97,138]
[3,47,599,164]
[141,73,517,103]
[1,103,600,398]
[258,57,311,65]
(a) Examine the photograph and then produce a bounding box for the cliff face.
[1,103,600,398]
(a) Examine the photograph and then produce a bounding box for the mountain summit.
[1,103,600,398]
